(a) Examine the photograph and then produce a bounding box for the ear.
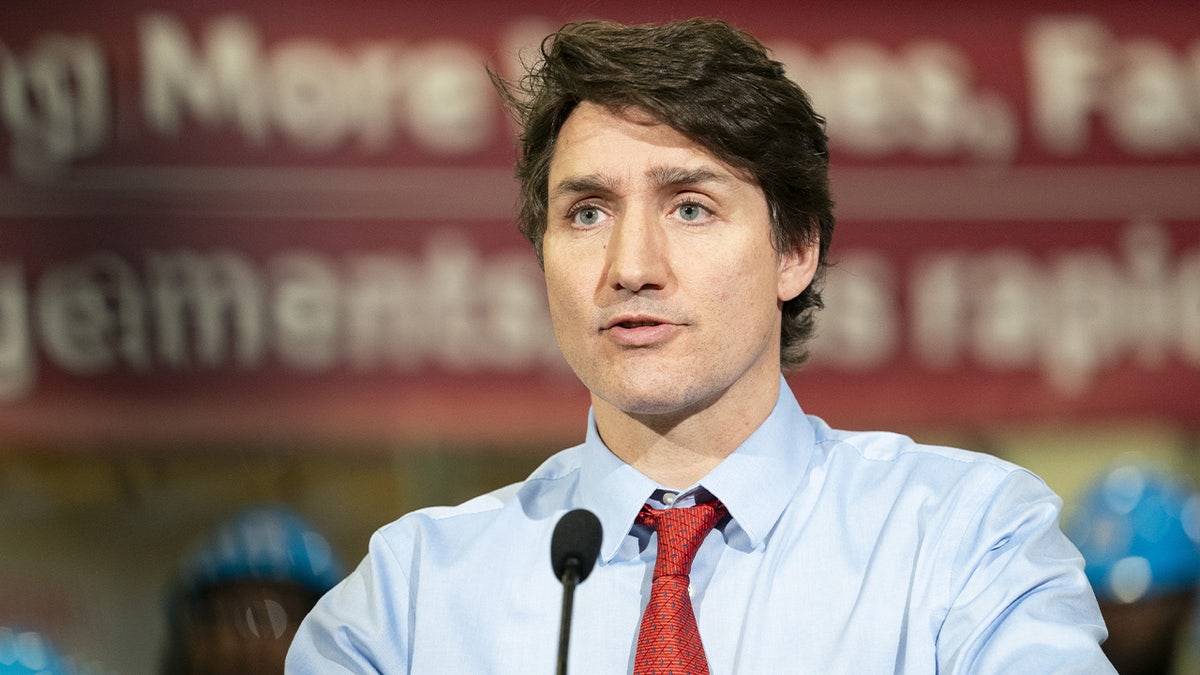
[777,238,820,303]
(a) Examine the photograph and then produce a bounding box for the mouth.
[614,319,663,329]
[604,314,673,331]
[601,315,681,346]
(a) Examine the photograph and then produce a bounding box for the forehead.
[549,102,743,184]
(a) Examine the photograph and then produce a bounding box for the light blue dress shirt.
[287,381,1114,673]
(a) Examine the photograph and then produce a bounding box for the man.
[0,627,71,675]
[287,18,1114,673]
[1066,462,1200,674]
[163,504,343,675]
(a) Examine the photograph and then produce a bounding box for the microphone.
[550,509,602,675]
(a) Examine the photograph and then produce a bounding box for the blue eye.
[574,207,602,226]
[676,203,708,222]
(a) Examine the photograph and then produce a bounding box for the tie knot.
[637,500,727,578]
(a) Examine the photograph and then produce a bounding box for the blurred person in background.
[0,626,71,675]
[289,17,1112,673]
[161,504,343,675]
[1066,462,1200,675]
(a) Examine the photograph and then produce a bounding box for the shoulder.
[809,415,1039,493]
[803,415,1062,546]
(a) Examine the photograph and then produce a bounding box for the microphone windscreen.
[550,509,603,583]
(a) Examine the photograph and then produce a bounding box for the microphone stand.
[556,557,582,675]
[550,508,601,675]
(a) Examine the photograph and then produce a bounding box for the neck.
[593,376,781,490]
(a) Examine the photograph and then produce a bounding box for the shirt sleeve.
[286,528,412,675]
[936,468,1116,674]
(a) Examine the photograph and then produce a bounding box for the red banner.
[1,1,1197,444]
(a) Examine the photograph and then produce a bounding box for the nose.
[604,209,670,293]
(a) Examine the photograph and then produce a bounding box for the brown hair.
[492,18,834,369]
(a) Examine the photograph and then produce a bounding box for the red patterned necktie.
[633,499,727,675]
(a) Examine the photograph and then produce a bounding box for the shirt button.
[662,492,677,505]
[688,583,695,598]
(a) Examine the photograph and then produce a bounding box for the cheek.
[544,243,603,310]
[710,251,778,303]
[544,268,575,304]
[714,256,786,329]
[542,250,569,302]
[543,270,589,335]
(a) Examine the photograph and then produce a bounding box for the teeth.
[621,321,658,328]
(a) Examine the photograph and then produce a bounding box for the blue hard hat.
[177,504,344,599]
[0,627,70,675]
[1065,462,1200,603]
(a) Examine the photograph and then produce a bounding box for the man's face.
[543,102,815,424]
[181,581,317,675]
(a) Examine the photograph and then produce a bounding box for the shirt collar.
[576,376,816,561]
[577,411,657,563]
[701,378,816,549]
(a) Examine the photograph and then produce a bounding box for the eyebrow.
[550,165,733,201]
[550,173,622,201]
[646,165,731,189]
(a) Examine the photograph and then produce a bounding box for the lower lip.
[605,323,679,346]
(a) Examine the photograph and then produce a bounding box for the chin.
[594,378,716,418]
